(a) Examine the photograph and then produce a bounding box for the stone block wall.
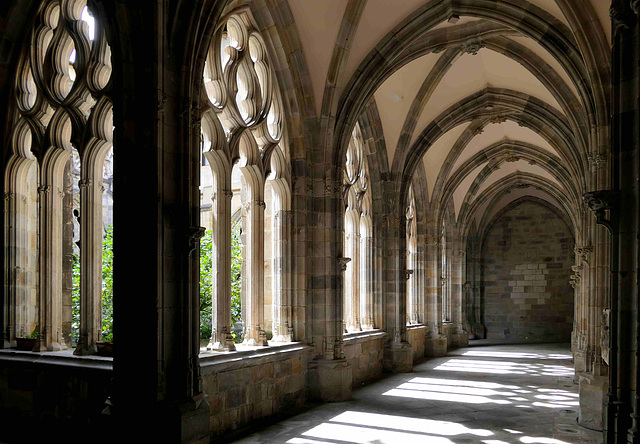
[201,345,314,437]
[482,201,573,343]
[344,331,386,387]
[0,351,112,441]
[407,325,427,361]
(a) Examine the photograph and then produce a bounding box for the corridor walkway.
[231,343,602,444]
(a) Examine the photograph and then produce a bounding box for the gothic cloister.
[0,0,637,443]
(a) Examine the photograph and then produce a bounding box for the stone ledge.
[343,330,387,344]
[200,343,314,375]
[0,348,113,371]
[407,324,427,331]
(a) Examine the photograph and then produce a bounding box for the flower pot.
[15,338,36,351]
[96,341,113,356]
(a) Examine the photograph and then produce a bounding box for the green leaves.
[101,226,114,343]
[71,225,113,345]
[199,223,243,342]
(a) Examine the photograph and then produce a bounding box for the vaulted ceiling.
[288,0,610,235]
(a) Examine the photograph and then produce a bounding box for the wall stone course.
[481,201,573,343]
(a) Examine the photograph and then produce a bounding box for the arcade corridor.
[232,343,601,444]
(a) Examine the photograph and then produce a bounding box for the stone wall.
[407,325,427,361]
[201,344,314,437]
[344,331,386,386]
[482,201,574,343]
[0,351,112,441]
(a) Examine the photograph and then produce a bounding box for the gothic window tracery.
[201,10,292,351]
[343,122,374,332]
[4,0,113,354]
[406,186,419,325]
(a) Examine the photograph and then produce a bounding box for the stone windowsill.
[0,347,113,371]
[343,329,387,344]
[407,323,427,331]
[199,342,314,374]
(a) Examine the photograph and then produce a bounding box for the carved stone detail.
[405,269,414,280]
[588,151,608,172]
[461,38,484,55]
[337,257,351,272]
[583,190,619,212]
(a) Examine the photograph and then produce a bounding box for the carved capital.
[78,179,92,189]
[440,277,447,287]
[588,151,608,173]
[255,200,266,209]
[37,185,50,195]
[574,245,593,264]
[583,190,619,213]
[405,269,414,280]
[3,192,12,201]
[337,256,351,272]
[611,5,636,35]
[222,189,233,199]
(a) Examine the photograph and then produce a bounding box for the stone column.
[243,198,268,346]
[345,230,361,332]
[34,183,67,351]
[272,210,293,342]
[425,225,447,356]
[360,234,375,329]
[2,192,15,348]
[208,184,234,351]
[74,178,102,355]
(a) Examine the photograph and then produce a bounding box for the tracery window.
[441,220,452,323]
[342,123,374,332]
[3,0,113,354]
[201,11,292,351]
[406,186,420,324]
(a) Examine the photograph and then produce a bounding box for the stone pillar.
[243,198,268,346]
[73,177,103,355]
[61,159,73,349]
[208,183,235,351]
[272,210,293,342]
[35,183,66,351]
[345,230,361,332]
[360,234,375,329]
[3,192,15,348]
[425,226,447,356]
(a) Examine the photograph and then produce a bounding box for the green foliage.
[71,225,114,345]
[101,226,114,343]
[26,330,38,339]
[199,222,243,342]
[72,252,80,344]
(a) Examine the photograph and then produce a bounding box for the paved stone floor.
[231,342,602,444]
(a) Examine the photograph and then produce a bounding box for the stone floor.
[230,342,602,444]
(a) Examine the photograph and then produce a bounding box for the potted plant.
[16,329,38,351]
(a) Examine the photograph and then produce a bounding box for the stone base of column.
[425,335,448,357]
[450,332,469,348]
[383,341,413,373]
[307,358,352,402]
[578,372,606,431]
[574,349,588,372]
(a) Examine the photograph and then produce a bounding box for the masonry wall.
[407,326,427,361]
[344,331,386,386]
[201,345,314,437]
[0,352,112,441]
[481,201,574,343]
